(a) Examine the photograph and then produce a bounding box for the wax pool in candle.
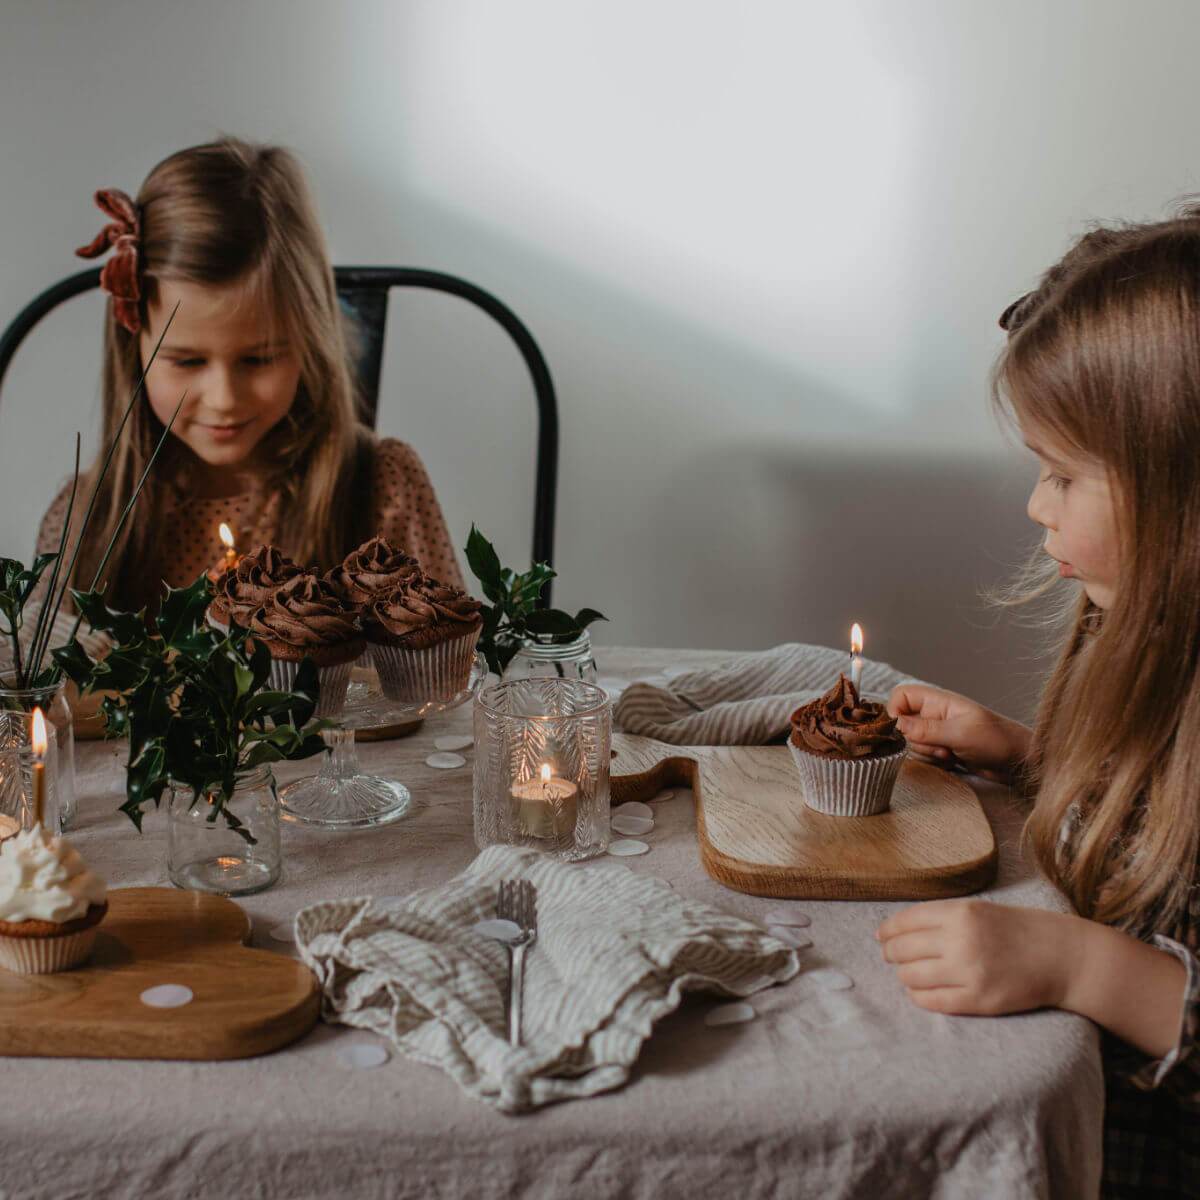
[512,764,578,839]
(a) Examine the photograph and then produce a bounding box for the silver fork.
[496,879,538,1046]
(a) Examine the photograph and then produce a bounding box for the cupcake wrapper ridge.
[0,927,98,974]
[266,658,354,721]
[370,626,481,703]
[788,743,907,817]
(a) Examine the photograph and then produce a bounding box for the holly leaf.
[465,525,504,603]
[573,607,607,630]
[157,578,212,646]
[523,608,583,637]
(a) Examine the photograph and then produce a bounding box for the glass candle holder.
[474,679,611,861]
[0,679,75,830]
[0,708,62,832]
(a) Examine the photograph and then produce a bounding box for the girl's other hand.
[876,900,1078,1016]
[887,684,1031,783]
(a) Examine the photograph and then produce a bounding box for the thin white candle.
[849,623,864,691]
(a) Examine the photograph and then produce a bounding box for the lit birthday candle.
[849,623,864,691]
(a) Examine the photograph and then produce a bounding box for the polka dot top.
[35,437,465,602]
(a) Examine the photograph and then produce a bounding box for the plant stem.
[9,616,24,690]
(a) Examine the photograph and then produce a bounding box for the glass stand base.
[170,856,279,896]
[279,727,413,829]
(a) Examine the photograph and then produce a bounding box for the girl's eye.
[170,358,203,369]
[1041,472,1071,491]
[243,354,280,367]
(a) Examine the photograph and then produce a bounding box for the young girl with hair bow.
[877,212,1200,1196]
[35,137,462,626]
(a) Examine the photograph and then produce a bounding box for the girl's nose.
[204,365,241,415]
[1027,483,1055,530]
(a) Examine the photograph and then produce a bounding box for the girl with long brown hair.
[876,210,1200,1197]
[34,137,462,627]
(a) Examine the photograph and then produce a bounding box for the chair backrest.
[0,266,558,605]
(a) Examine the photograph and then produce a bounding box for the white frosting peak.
[0,826,107,923]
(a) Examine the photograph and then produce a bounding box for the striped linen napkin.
[613,642,918,746]
[295,845,800,1113]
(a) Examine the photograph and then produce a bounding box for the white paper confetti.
[802,967,854,992]
[607,838,650,857]
[470,918,522,942]
[337,1041,390,1070]
[654,790,676,803]
[705,1002,756,1027]
[269,922,295,943]
[611,814,654,836]
[140,984,194,1009]
[425,752,467,769]
[763,905,811,928]
[767,924,813,949]
[613,801,653,820]
[434,735,473,752]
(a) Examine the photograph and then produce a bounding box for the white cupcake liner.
[369,626,481,703]
[266,657,354,721]
[0,927,98,974]
[788,742,907,817]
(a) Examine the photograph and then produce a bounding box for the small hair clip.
[75,188,142,334]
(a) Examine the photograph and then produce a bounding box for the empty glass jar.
[501,632,598,685]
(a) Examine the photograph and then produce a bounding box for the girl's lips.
[200,419,254,442]
[1057,561,1075,578]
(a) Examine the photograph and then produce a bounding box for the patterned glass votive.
[473,679,611,861]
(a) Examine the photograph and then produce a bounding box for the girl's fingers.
[879,931,943,964]
[877,905,945,941]
[905,986,971,1014]
[896,960,961,990]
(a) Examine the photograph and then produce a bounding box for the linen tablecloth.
[0,647,1102,1200]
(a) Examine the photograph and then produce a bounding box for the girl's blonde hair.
[78,137,368,610]
[995,207,1200,937]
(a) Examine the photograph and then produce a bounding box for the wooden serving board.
[0,887,319,1060]
[611,734,998,900]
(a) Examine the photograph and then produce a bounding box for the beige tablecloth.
[0,647,1102,1200]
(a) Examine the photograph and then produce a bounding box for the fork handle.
[508,942,527,1046]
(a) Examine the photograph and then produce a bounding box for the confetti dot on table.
[471,918,522,942]
[705,1002,756,1027]
[269,923,295,943]
[337,1041,390,1070]
[611,814,654,836]
[141,984,193,1009]
[764,906,811,928]
[767,924,813,950]
[613,801,653,820]
[607,838,650,857]
[803,968,854,992]
[654,790,675,803]
[426,752,466,770]
[434,735,473,752]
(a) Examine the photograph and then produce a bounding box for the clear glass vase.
[474,679,611,861]
[0,677,75,831]
[501,632,598,685]
[167,767,281,896]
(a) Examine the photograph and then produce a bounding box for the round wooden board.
[0,888,320,1060]
[611,735,998,900]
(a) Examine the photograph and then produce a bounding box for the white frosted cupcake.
[0,825,108,974]
[365,573,483,703]
[788,676,907,817]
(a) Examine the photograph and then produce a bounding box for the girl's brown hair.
[995,207,1200,937]
[77,137,369,610]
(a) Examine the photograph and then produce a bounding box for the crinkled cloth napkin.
[295,844,799,1113]
[614,642,918,746]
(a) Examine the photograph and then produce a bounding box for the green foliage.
[53,575,327,841]
[465,526,606,675]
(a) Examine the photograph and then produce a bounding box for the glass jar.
[0,678,74,831]
[167,767,281,896]
[474,679,611,861]
[501,632,598,685]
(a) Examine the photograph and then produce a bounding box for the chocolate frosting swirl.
[368,573,482,639]
[789,675,906,759]
[213,545,304,625]
[327,536,422,604]
[250,574,361,648]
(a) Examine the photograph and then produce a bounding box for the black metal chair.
[0,266,559,604]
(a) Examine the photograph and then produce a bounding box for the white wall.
[3,0,1199,719]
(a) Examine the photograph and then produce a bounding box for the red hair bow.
[75,188,142,334]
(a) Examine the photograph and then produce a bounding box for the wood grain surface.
[0,887,319,1060]
[611,734,997,900]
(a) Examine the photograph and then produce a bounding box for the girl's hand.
[887,684,1031,783]
[876,900,1079,1016]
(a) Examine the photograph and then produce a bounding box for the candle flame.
[539,763,552,784]
[218,523,235,551]
[850,623,863,656]
[31,707,47,758]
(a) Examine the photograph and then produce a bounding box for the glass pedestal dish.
[279,652,486,829]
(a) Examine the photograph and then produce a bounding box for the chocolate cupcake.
[209,545,305,631]
[326,536,423,608]
[787,675,907,816]
[249,574,365,719]
[365,573,483,702]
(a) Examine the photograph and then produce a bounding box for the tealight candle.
[512,763,578,839]
[849,623,864,691]
[30,706,47,829]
